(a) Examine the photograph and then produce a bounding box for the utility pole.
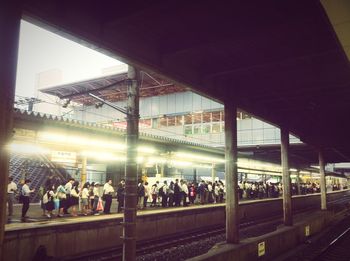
[123,66,140,261]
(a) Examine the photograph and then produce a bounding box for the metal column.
[296,171,301,195]
[224,102,239,244]
[81,156,87,184]
[319,151,327,210]
[123,66,140,261]
[211,163,216,183]
[193,168,197,184]
[160,164,165,177]
[281,127,292,226]
[0,3,20,260]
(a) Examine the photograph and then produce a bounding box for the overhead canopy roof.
[22,0,350,162]
[40,72,186,105]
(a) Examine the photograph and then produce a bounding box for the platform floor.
[5,199,227,231]
[5,191,344,231]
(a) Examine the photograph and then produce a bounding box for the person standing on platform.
[44,184,56,218]
[137,181,145,210]
[103,179,114,214]
[174,179,181,207]
[160,180,169,207]
[92,182,101,215]
[143,182,150,208]
[64,178,74,214]
[89,182,95,210]
[181,180,189,206]
[168,181,175,207]
[116,179,125,213]
[21,179,35,220]
[57,181,67,217]
[70,181,80,217]
[150,183,158,207]
[7,177,17,216]
[198,180,206,204]
[81,182,90,216]
[188,183,196,205]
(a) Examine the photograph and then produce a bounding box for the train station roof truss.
[40,72,187,105]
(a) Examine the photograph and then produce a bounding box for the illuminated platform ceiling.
[22,0,350,162]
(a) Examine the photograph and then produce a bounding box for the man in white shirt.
[7,177,17,216]
[181,180,189,206]
[21,179,35,220]
[103,179,114,214]
[161,181,169,207]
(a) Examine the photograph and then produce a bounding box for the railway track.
[315,224,350,261]
[61,195,350,261]
[274,197,350,261]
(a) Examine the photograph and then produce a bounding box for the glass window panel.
[193,125,201,134]
[139,119,152,129]
[152,118,158,128]
[252,130,264,143]
[184,114,192,124]
[168,116,176,126]
[202,124,211,134]
[193,113,202,124]
[176,115,184,126]
[212,123,221,133]
[184,126,192,135]
[212,111,221,122]
[159,117,167,127]
[202,112,211,123]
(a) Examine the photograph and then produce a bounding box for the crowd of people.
[6,176,347,221]
[136,179,226,209]
[7,177,121,220]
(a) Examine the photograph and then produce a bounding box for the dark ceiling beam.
[203,49,343,81]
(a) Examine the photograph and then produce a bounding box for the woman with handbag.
[92,182,102,215]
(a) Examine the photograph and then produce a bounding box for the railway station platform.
[3,190,350,261]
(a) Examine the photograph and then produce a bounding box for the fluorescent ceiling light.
[174,152,224,163]
[8,143,50,154]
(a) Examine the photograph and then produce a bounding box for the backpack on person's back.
[158,186,165,196]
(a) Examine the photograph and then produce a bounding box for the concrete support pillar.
[211,163,216,183]
[123,66,140,261]
[81,156,87,184]
[160,164,165,177]
[0,3,20,260]
[281,127,292,226]
[224,102,239,244]
[193,168,197,184]
[296,171,301,195]
[319,151,327,210]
